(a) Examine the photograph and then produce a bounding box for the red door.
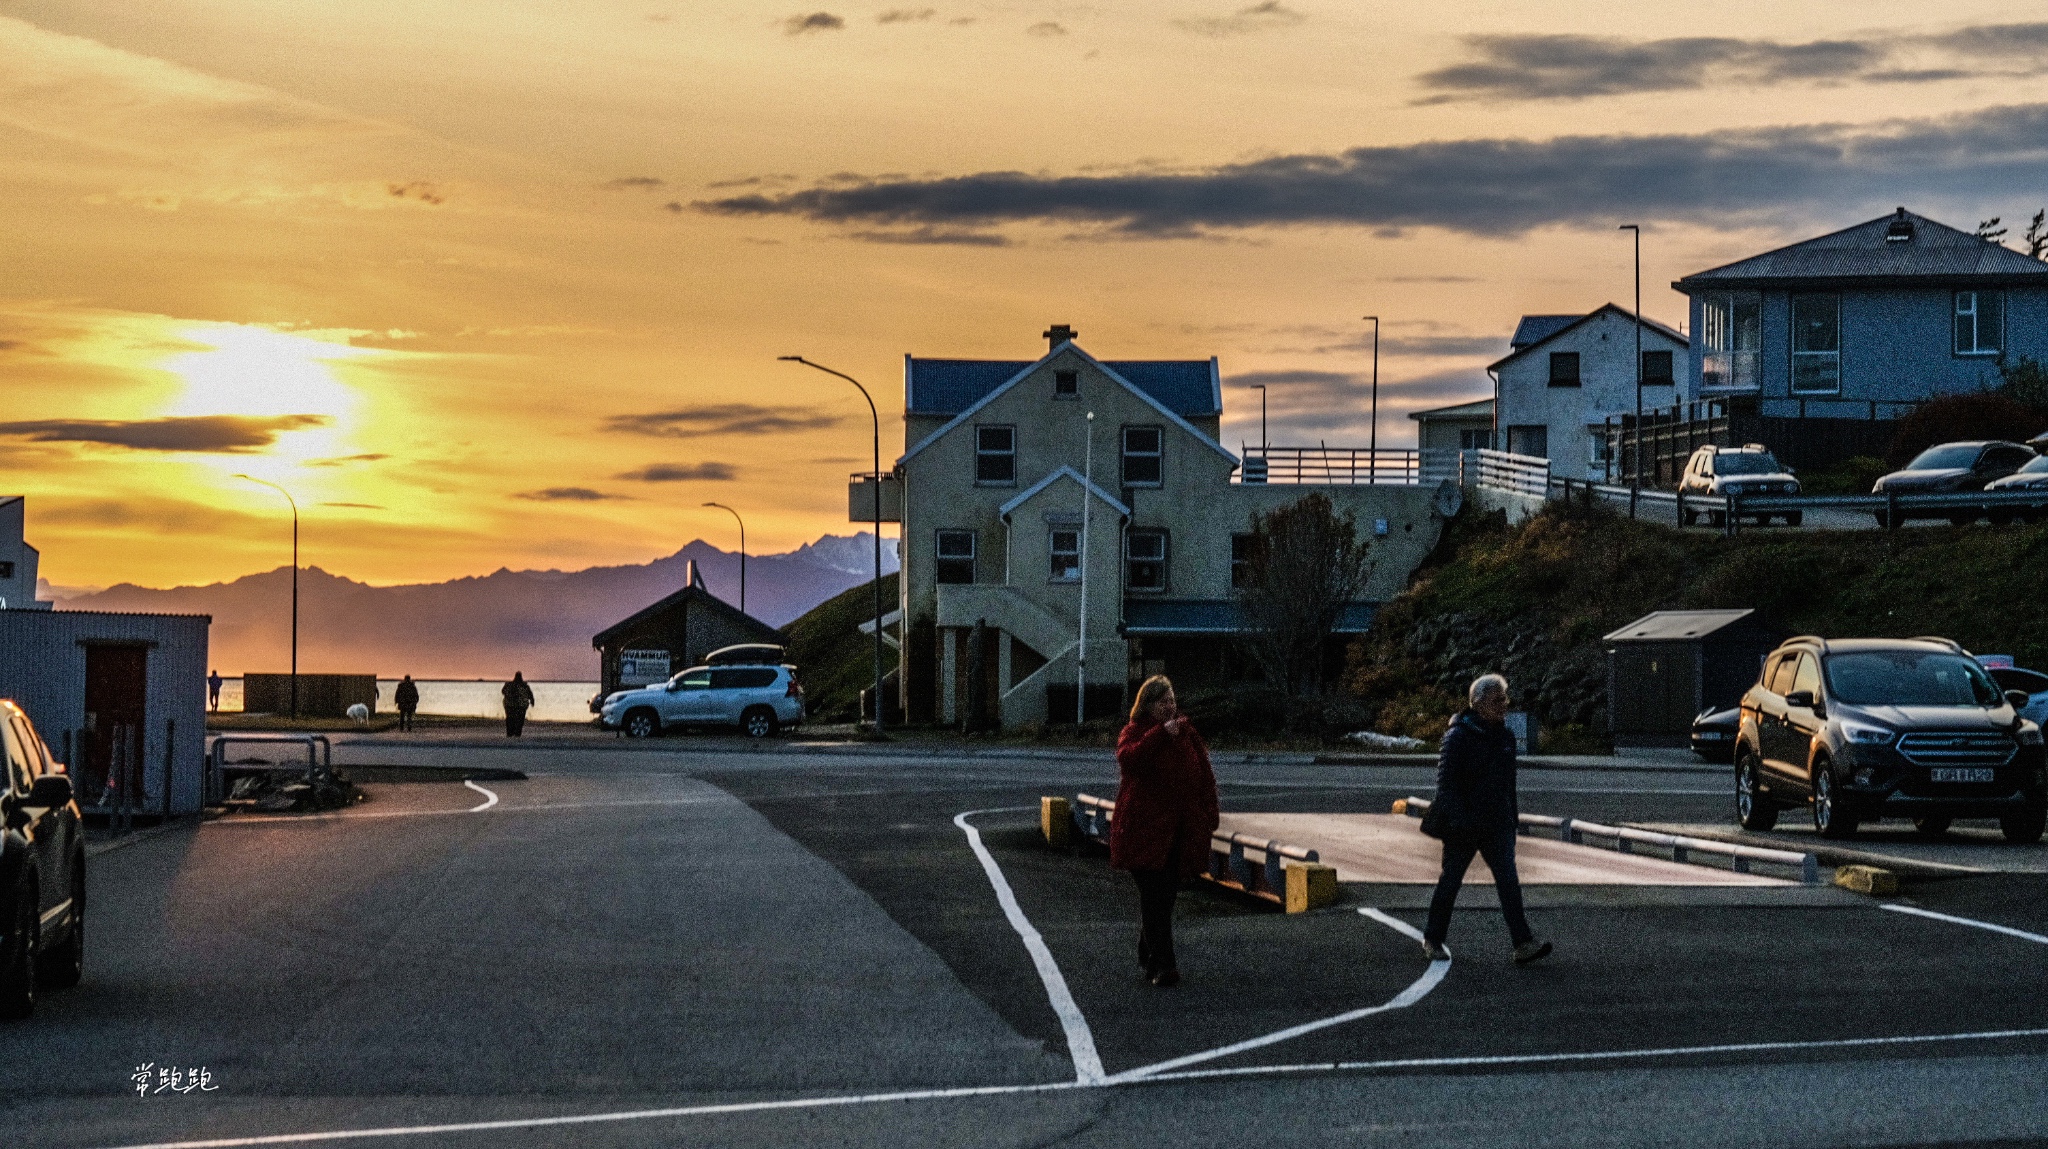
[82,644,148,809]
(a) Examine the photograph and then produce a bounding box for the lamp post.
[1620,225,1642,517]
[702,502,745,614]
[779,356,886,733]
[234,474,299,719]
[1247,384,1267,450]
[1363,315,1380,477]
[1077,411,1094,726]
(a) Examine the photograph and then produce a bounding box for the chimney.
[1043,323,1077,351]
[685,559,705,589]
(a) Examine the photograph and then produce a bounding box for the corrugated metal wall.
[0,610,209,815]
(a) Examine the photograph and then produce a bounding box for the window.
[711,667,779,690]
[1641,349,1674,386]
[0,720,29,795]
[1458,429,1494,450]
[1054,369,1079,397]
[1791,654,1822,701]
[1548,352,1581,387]
[975,425,1015,484]
[1955,290,2005,356]
[1701,291,1762,390]
[1121,426,1163,486]
[935,529,976,584]
[671,669,711,691]
[1766,654,1798,696]
[1506,425,1548,459]
[1588,426,1611,466]
[1126,530,1167,592]
[1049,529,1080,581]
[1790,293,1841,394]
[0,562,12,579]
[1230,533,1263,590]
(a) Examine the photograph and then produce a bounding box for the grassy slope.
[1349,500,2048,742]
[784,573,898,722]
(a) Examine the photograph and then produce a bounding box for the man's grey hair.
[1469,673,1509,707]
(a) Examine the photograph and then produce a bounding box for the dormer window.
[1054,370,1078,398]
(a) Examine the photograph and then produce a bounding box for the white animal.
[346,703,371,723]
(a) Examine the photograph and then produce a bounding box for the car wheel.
[1988,511,2015,526]
[1873,511,1891,528]
[34,861,82,990]
[0,878,37,1020]
[1812,762,1860,839]
[1681,509,1698,526]
[1949,513,1976,527]
[2001,802,2047,844]
[623,708,660,739]
[1709,510,1726,527]
[1784,511,1803,527]
[741,706,778,739]
[1911,815,1952,839]
[1736,750,1777,831]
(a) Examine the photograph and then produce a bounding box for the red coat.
[1109,716,1220,878]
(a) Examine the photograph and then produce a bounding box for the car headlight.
[1841,723,1896,745]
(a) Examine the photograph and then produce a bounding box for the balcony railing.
[1236,447,1460,486]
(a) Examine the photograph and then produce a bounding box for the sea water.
[211,678,602,725]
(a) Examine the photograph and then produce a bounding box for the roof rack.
[1786,635,1831,652]
[1908,635,1965,652]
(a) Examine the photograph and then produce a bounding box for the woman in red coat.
[1111,675,1220,987]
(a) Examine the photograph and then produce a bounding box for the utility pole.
[1077,411,1094,726]
[1248,384,1267,450]
[1620,224,1642,517]
[1364,315,1380,479]
[702,502,745,614]
[234,475,299,718]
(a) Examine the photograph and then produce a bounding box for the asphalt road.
[7,741,2048,1149]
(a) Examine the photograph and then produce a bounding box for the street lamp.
[779,356,887,733]
[1620,224,1642,517]
[233,474,299,719]
[702,502,746,614]
[1246,384,1267,450]
[1363,315,1381,474]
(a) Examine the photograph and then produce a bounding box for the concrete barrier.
[1834,864,1899,896]
[1041,796,1072,849]
[1061,793,1333,912]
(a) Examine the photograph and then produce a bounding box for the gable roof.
[1511,315,1580,349]
[1676,208,2048,292]
[1487,303,1687,372]
[899,343,1239,467]
[591,562,782,648]
[907,354,1221,417]
[1409,397,1495,422]
[998,465,1132,519]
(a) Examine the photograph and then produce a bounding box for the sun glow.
[158,323,383,480]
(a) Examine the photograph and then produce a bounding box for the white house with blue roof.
[1489,305,1688,481]
[887,324,1449,729]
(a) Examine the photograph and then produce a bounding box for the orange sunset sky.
[6,1,2048,592]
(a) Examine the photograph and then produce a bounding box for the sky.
[6,0,2048,592]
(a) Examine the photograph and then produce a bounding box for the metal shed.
[0,608,210,816]
[1604,609,1780,746]
[591,561,783,699]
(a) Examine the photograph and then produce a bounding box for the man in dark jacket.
[502,672,536,738]
[1421,673,1552,966]
[394,676,420,732]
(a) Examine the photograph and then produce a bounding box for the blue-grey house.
[1674,208,2048,419]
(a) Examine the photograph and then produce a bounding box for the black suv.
[1,700,85,1018]
[1734,637,2047,841]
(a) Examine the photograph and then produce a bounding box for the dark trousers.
[505,709,527,737]
[1423,827,1534,947]
[1133,869,1179,974]
[397,708,415,732]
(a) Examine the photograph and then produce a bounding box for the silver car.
[1678,445,1802,527]
[1982,661,2048,730]
[599,664,804,739]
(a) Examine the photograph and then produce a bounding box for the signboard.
[619,649,671,687]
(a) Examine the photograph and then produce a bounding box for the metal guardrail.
[205,734,333,805]
[1539,475,2048,537]
[1398,796,1821,884]
[1463,449,1551,497]
[1072,792,1321,905]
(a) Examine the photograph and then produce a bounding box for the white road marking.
[1882,903,2048,945]
[462,780,497,812]
[206,797,718,825]
[1105,908,1450,1083]
[953,808,1106,1084]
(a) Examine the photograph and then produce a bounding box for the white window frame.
[1954,290,2004,357]
[935,529,976,584]
[1048,529,1080,582]
[1789,292,1841,395]
[1121,425,1163,487]
[1125,529,1168,593]
[975,425,1016,485]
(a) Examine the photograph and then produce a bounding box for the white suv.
[1679,445,1802,526]
[599,664,804,739]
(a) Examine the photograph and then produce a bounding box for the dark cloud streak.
[603,404,842,438]
[0,414,330,453]
[615,462,738,482]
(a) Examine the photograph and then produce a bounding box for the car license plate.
[1930,768,1995,783]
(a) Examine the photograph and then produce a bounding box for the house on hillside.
[591,560,783,699]
[1670,207,2048,467]
[1489,305,1688,481]
[1410,397,1495,451]
[872,324,1454,731]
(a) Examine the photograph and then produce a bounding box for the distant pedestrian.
[394,675,420,732]
[1420,673,1552,966]
[208,669,223,712]
[1110,675,1219,988]
[502,672,536,738]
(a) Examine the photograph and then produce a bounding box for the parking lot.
[8,740,2048,1148]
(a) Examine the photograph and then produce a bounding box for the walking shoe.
[1421,940,1450,961]
[1512,940,1553,966]
[1149,968,1181,988]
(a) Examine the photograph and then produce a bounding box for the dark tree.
[1977,217,2009,243]
[2026,210,2048,261]
[1887,393,2048,468]
[1237,492,1373,697]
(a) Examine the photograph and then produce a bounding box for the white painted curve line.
[1104,907,1451,1084]
[953,808,1106,1085]
[462,780,497,812]
[1882,903,2048,945]
[95,1080,1089,1149]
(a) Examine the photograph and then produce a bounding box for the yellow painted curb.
[1285,862,1338,913]
[1390,798,1411,815]
[1834,864,1899,896]
[1041,796,1071,848]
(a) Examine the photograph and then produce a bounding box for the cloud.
[1026,22,1067,37]
[878,8,936,23]
[849,226,1011,246]
[306,452,389,467]
[385,181,445,205]
[663,201,685,213]
[1175,1,1305,38]
[603,176,665,190]
[695,103,2048,238]
[514,487,626,502]
[0,414,330,453]
[1414,25,2048,102]
[1223,366,1493,446]
[321,501,386,510]
[784,12,845,33]
[615,462,738,481]
[603,403,844,438]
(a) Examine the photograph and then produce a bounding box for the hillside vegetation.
[785,573,898,722]
[1347,501,2048,748]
